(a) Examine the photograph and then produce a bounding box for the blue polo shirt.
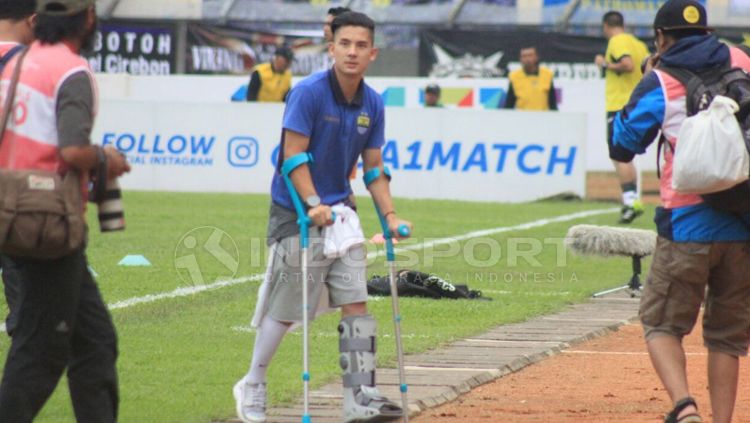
[270,69,385,209]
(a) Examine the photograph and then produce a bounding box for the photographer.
[0,0,130,421]
[613,1,750,421]
[0,0,35,338]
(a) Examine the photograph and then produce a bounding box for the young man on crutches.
[234,11,412,423]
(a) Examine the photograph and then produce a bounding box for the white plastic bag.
[672,95,750,194]
[322,204,365,259]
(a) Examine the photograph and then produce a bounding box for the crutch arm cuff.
[363,166,392,188]
[281,152,313,177]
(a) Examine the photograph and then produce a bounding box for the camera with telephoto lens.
[89,146,125,232]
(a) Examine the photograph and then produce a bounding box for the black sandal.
[664,397,702,423]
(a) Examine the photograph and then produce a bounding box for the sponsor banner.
[86,20,176,75]
[92,101,586,202]
[93,74,627,171]
[186,23,330,75]
[419,29,608,80]
[359,78,625,174]
[417,29,744,88]
[371,108,586,202]
[93,101,282,194]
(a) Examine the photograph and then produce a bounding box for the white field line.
[108,275,264,310]
[563,350,708,356]
[0,207,617,333]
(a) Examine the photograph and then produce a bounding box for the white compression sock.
[621,182,639,207]
[622,190,639,207]
[246,316,290,384]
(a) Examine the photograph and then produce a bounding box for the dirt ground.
[587,171,661,205]
[414,320,750,422]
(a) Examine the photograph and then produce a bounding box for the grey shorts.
[264,227,368,323]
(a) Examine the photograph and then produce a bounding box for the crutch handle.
[301,211,336,227]
[397,224,411,238]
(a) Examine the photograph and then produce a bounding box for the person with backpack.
[0,0,35,338]
[613,1,750,422]
[0,0,130,421]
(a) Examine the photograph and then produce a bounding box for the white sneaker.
[233,379,267,423]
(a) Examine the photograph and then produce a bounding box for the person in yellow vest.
[246,46,293,102]
[503,47,558,111]
[594,11,650,224]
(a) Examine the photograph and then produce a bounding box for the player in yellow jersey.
[595,11,650,224]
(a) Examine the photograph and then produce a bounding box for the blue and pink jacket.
[614,35,750,242]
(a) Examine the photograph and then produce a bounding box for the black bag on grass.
[367,270,490,301]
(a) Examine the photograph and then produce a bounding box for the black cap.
[653,0,711,31]
[274,46,294,62]
[37,0,94,16]
[425,84,440,95]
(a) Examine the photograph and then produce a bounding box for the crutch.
[281,152,332,423]
[364,167,411,422]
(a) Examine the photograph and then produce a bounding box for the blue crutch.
[281,152,335,423]
[364,167,411,422]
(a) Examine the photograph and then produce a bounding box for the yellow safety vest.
[508,67,555,111]
[255,63,292,103]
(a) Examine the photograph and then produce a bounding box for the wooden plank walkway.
[223,294,639,423]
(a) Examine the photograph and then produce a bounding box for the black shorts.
[607,111,636,163]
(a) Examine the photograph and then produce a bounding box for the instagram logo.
[227,137,259,168]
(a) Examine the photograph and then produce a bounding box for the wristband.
[384,211,396,219]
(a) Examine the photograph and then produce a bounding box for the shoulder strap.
[655,132,672,180]
[0,45,24,72]
[658,65,708,114]
[0,47,29,150]
[658,65,697,86]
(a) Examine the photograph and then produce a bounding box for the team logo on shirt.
[357,113,371,135]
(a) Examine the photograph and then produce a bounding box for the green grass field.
[0,191,656,422]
